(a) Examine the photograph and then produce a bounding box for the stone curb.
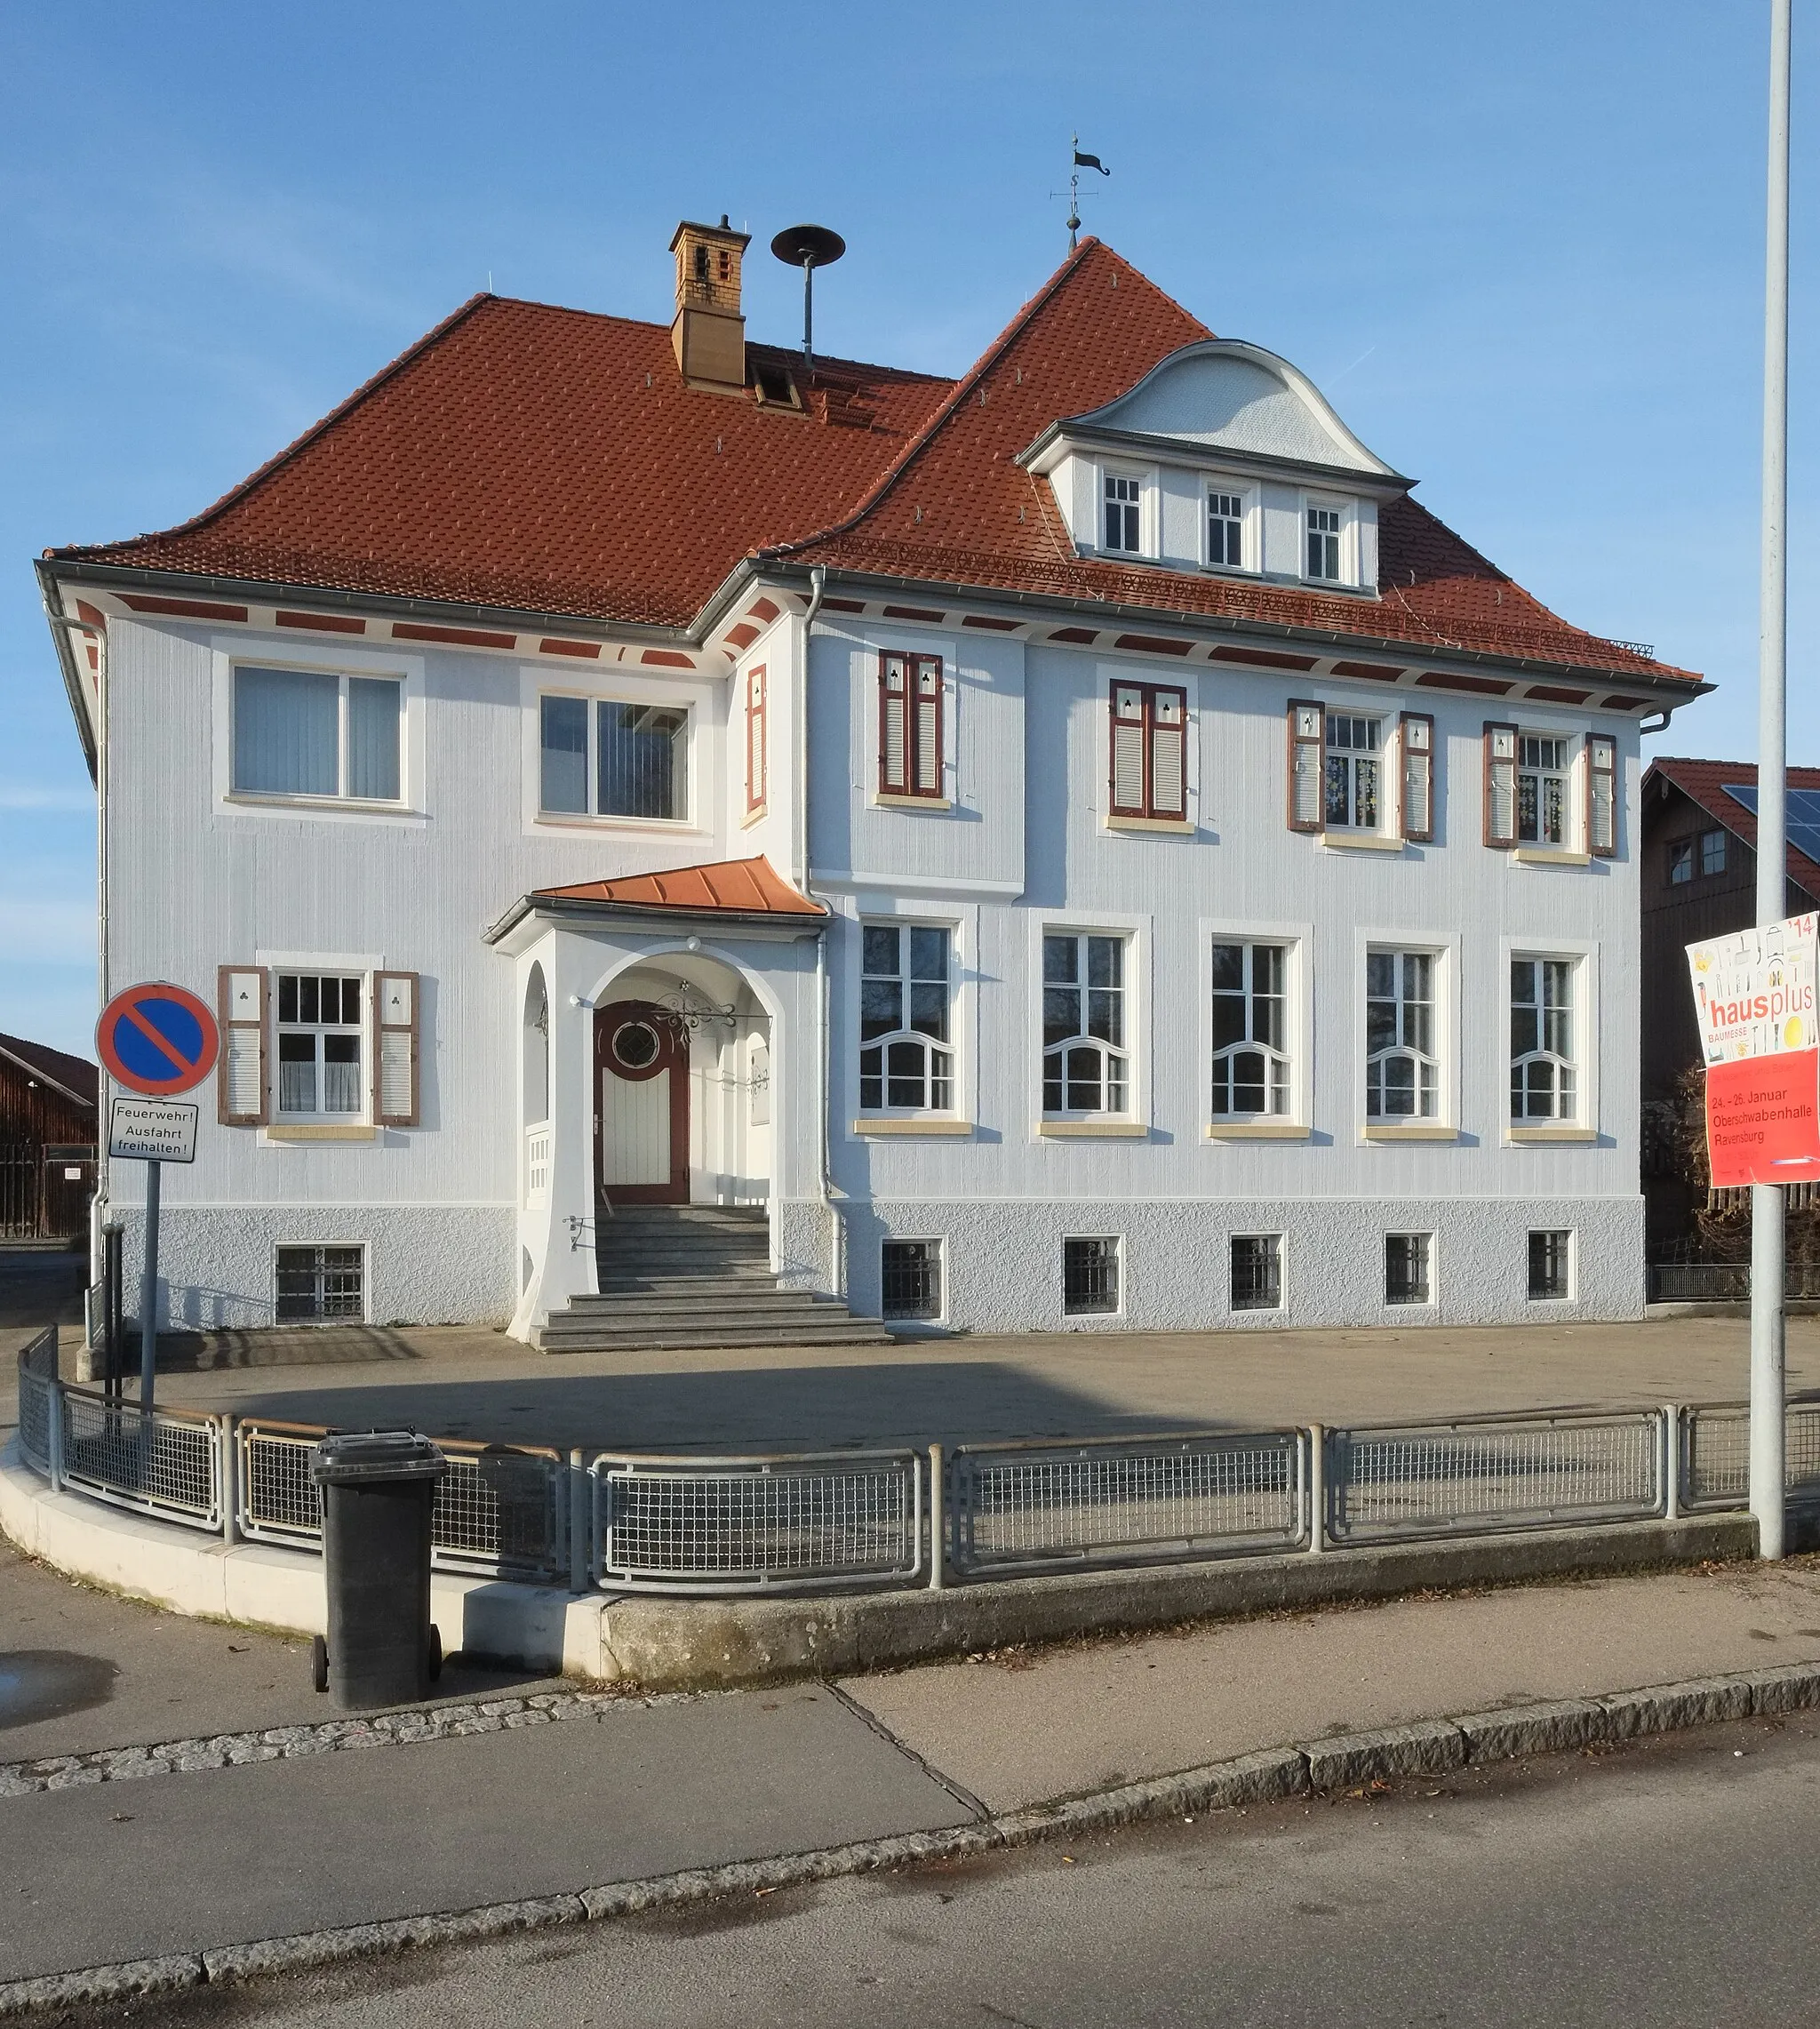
[3,1660,1816,2017]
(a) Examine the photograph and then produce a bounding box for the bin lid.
[310,1429,447,1486]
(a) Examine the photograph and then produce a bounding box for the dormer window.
[1208,490,1243,569]
[1306,504,1343,581]
[1104,472,1142,554]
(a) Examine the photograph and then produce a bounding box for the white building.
[39,222,1707,1345]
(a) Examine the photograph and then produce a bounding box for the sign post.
[96,985,219,1415]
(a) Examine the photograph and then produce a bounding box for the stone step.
[531,1318,894,1352]
[566,1290,840,1314]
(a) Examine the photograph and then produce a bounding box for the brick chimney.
[669,216,751,393]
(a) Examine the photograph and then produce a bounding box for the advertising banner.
[1687,915,1820,1186]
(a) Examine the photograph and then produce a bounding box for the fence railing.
[12,1342,1820,1598]
[947,1430,1308,1576]
[1648,1259,1820,1304]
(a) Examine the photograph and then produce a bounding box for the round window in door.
[595,1001,688,1204]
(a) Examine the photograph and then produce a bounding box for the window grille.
[1517,734,1570,846]
[1043,933,1128,1114]
[1366,949,1439,1119]
[276,973,363,1118]
[1208,489,1243,567]
[1109,682,1187,820]
[1104,472,1142,553]
[1064,1236,1120,1315]
[1232,1234,1282,1311]
[1210,940,1289,1116]
[276,1245,364,1322]
[1305,504,1342,580]
[859,923,953,1112]
[881,1240,942,1321]
[1529,1230,1571,1301]
[1324,714,1381,830]
[1385,1233,1432,1306]
[1511,957,1576,1121]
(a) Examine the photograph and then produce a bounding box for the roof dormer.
[1018,339,1411,595]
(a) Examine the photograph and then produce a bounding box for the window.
[1511,957,1576,1122]
[860,924,953,1112]
[1325,715,1382,830]
[233,667,401,802]
[1231,1234,1282,1312]
[1043,933,1128,1114]
[276,973,363,1118]
[1385,1233,1432,1306]
[745,666,767,815]
[1701,828,1727,876]
[1210,941,1289,1117]
[1063,1236,1120,1315]
[1529,1229,1572,1300]
[1109,682,1187,821]
[1104,471,1142,553]
[276,1244,364,1322]
[1517,735,1570,846]
[1366,949,1439,1119]
[1208,489,1244,568]
[1305,504,1342,581]
[878,651,943,798]
[539,696,690,821]
[882,1240,943,1322]
[1668,838,1694,884]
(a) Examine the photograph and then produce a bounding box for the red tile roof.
[47,240,1697,687]
[1646,758,1820,899]
[531,855,825,919]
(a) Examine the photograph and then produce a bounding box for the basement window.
[275,1244,365,1322]
[881,1240,943,1322]
[1063,1236,1121,1316]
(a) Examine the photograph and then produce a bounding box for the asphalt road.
[53,1713,1820,2028]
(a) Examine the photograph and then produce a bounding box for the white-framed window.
[1063,1236,1121,1316]
[860,923,954,1113]
[1210,940,1289,1118]
[275,972,365,1119]
[1366,948,1439,1119]
[1103,470,1144,554]
[1208,488,1245,569]
[1325,714,1382,831]
[1510,955,1577,1122]
[275,1243,365,1322]
[1231,1234,1282,1312]
[1305,502,1343,581]
[881,1239,944,1322]
[1529,1229,1573,1301]
[1043,932,1129,1114]
[1385,1233,1433,1306]
[1517,733,1571,846]
[231,666,403,803]
[539,693,690,822]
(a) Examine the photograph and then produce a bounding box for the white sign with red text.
[1686,914,1819,1065]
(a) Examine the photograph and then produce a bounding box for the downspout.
[797,566,844,1298]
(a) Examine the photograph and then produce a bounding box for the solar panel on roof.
[1724,784,1820,866]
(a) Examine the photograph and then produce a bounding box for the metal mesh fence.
[59,1386,221,1530]
[15,1330,54,1474]
[1680,1402,1820,1510]
[1329,1412,1662,1544]
[597,1453,922,1592]
[950,1433,1306,1574]
[238,1425,323,1543]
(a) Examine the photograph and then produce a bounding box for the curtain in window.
[599,703,687,819]
[234,667,338,795]
[347,679,401,800]
[540,697,589,813]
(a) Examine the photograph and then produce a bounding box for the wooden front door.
[595,1002,689,1205]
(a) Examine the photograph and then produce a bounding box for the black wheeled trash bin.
[309,1431,446,1709]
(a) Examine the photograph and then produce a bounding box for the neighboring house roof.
[44,238,1697,688]
[485,855,826,944]
[1644,757,1820,899]
[0,1032,100,1111]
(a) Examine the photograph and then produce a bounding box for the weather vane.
[1053,133,1110,252]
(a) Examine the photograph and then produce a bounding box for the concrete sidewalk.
[4,1531,1819,1989]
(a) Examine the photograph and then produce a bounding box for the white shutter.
[1588,735,1616,856]
[915,663,941,794]
[880,655,907,793]
[217,966,267,1127]
[374,971,419,1128]
[1150,689,1185,818]
[1401,712,1434,843]
[1289,702,1325,832]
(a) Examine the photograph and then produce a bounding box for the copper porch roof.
[45,240,1698,688]
[529,855,825,919]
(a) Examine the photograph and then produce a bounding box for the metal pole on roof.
[1752,0,1792,1562]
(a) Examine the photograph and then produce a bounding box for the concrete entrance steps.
[531,1204,893,1353]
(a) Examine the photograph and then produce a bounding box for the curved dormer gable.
[1019,339,1411,595]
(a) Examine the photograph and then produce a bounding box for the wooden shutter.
[879,653,909,794]
[1400,712,1434,843]
[745,665,766,814]
[374,971,419,1128]
[1111,683,1147,815]
[914,658,943,795]
[217,967,267,1127]
[1484,722,1519,848]
[1587,734,1616,857]
[1288,700,1324,833]
[1150,686,1187,819]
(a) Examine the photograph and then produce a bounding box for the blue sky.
[0,1,1812,1057]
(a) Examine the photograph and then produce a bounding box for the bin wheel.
[428,1625,443,1683]
[310,1634,329,1695]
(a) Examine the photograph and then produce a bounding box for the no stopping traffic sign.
[96,982,220,1097]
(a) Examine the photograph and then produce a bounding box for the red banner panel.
[1705,1050,1820,1186]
